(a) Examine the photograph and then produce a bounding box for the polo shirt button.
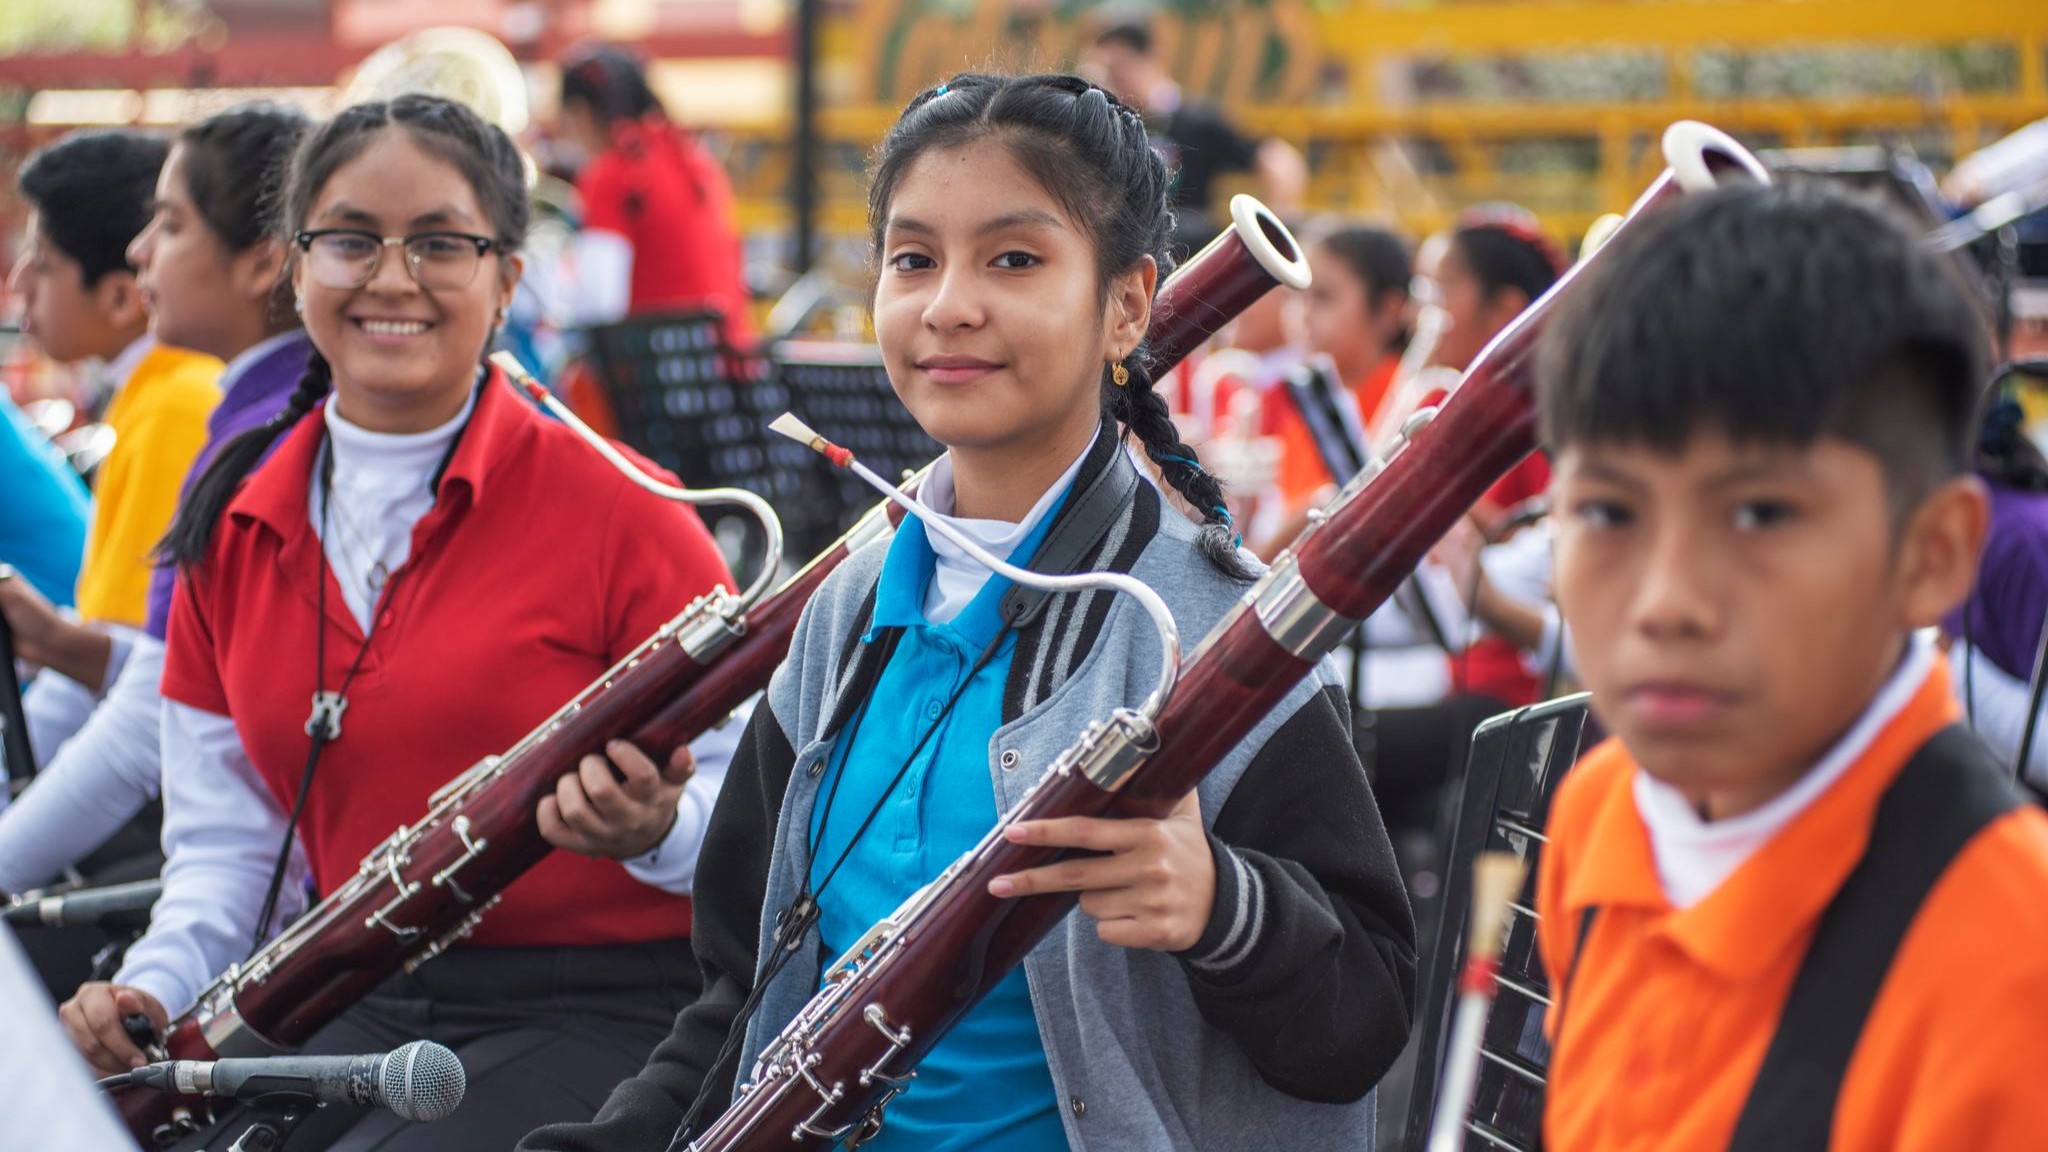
[999,749,1020,770]
[1069,1096,1086,1118]
[924,699,943,719]
[379,610,395,628]
[807,759,825,778]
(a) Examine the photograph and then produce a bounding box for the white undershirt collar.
[1634,631,1937,909]
[309,383,478,629]
[914,432,1096,625]
[103,333,156,393]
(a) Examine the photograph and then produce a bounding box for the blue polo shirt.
[809,497,1069,1151]
[0,396,89,607]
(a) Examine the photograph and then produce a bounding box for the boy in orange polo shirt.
[1533,180,2048,1151]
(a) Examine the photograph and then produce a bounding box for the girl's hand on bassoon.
[987,791,1216,953]
[58,982,166,1077]
[538,740,694,859]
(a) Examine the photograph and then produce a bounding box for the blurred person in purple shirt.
[0,107,311,937]
[1948,373,2048,787]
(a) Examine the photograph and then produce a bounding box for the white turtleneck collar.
[913,431,1095,625]
[309,383,478,629]
[1633,630,1937,909]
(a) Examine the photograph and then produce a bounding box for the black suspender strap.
[1725,725,2025,1151]
[1282,362,1369,484]
[996,442,1140,630]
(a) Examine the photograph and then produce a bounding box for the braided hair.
[162,94,530,569]
[867,72,1255,580]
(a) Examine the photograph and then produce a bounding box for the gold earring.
[1111,362,1129,388]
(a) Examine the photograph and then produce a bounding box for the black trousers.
[174,938,700,1152]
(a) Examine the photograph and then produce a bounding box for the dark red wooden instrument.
[685,122,1767,1151]
[114,196,1312,1147]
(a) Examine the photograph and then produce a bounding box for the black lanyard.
[246,402,475,954]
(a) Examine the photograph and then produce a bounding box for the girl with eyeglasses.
[57,94,743,1151]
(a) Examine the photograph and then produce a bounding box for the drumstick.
[1427,851,1527,1152]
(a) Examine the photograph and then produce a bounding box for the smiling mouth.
[917,358,1001,384]
[356,319,432,337]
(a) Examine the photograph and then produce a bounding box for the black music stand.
[0,600,34,786]
[1406,693,1600,1152]
[584,310,788,576]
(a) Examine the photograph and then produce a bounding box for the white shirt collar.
[103,333,156,392]
[914,430,1096,624]
[1634,630,1937,909]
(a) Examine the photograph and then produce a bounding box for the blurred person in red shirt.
[553,44,751,344]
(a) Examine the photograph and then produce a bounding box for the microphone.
[109,1040,466,1123]
[2,878,162,931]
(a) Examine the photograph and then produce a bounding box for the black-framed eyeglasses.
[293,228,501,291]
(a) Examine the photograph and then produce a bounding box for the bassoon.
[683,121,1769,1151]
[114,194,1314,1146]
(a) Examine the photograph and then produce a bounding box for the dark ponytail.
[162,94,528,569]
[867,72,1255,580]
[559,43,668,127]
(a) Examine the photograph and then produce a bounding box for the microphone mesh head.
[379,1040,467,1122]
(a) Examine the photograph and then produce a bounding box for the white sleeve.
[561,229,634,328]
[1524,605,1578,686]
[1956,645,2048,790]
[0,927,138,1151]
[1480,524,1554,606]
[21,671,98,772]
[114,701,308,1018]
[623,694,755,896]
[0,636,166,893]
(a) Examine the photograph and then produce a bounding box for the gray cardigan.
[523,440,1415,1152]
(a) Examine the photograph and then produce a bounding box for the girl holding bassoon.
[525,72,1415,1152]
[59,94,742,1150]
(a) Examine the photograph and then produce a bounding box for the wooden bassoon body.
[116,195,1315,1146]
[685,123,1768,1152]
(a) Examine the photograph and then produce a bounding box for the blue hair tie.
[933,83,950,97]
[1160,454,1201,470]
[1211,504,1232,523]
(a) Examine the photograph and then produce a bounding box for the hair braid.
[1108,356,1257,580]
[161,351,333,568]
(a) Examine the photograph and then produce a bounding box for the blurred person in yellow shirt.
[3,130,219,767]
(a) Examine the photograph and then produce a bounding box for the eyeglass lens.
[307,234,485,291]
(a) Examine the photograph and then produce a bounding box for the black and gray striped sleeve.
[1175,683,1419,1105]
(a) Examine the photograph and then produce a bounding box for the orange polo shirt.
[1537,656,2048,1151]
[1266,356,1400,512]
